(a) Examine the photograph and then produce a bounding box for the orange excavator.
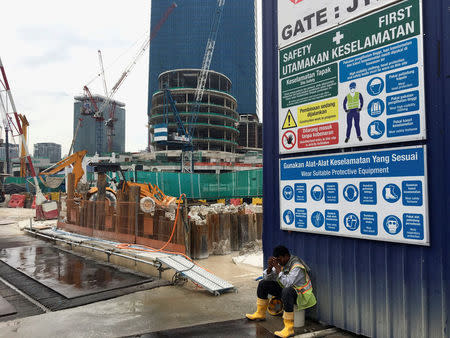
[39,152,178,212]
[87,162,179,213]
[38,150,118,204]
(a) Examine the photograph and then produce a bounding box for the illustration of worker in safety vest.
[246,245,316,337]
[343,82,364,143]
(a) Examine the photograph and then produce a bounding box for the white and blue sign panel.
[277,0,400,49]
[336,36,426,150]
[279,146,429,245]
[154,124,168,142]
[278,0,426,154]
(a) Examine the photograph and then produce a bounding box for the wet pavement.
[133,319,273,337]
[0,295,16,317]
[0,209,356,337]
[0,245,149,298]
[0,217,167,319]
[0,279,45,322]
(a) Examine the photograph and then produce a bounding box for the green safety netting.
[4,176,64,193]
[87,169,263,199]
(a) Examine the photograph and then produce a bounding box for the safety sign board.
[279,146,429,245]
[282,130,297,150]
[277,0,400,49]
[283,110,298,129]
[278,0,426,154]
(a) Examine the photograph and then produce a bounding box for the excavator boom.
[125,181,179,207]
[39,150,87,189]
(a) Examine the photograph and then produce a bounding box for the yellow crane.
[18,114,29,177]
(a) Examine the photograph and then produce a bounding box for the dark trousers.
[346,109,361,138]
[257,280,298,312]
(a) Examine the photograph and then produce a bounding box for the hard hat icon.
[349,82,356,89]
[367,77,384,96]
[311,185,323,201]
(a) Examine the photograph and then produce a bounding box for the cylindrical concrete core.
[150,69,240,154]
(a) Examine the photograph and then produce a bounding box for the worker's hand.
[267,256,276,270]
[345,109,349,113]
[274,260,282,274]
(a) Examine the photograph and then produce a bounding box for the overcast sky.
[1,0,261,156]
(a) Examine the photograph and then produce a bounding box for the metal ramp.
[157,255,235,295]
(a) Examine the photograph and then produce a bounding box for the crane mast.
[182,0,225,173]
[193,0,225,113]
[0,93,11,174]
[98,50,108,97]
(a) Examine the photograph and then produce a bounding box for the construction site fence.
[59,198,263,260]
[61,199,186,254]
[87,169,263,199]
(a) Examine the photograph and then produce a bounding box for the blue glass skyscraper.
[148,0,256,142]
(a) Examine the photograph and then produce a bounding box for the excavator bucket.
[39,175,65,189]
[39,150,87,191]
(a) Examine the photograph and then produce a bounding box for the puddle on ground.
[0,245,148,298]
[140,318,274,337]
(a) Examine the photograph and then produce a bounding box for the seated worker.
[246,245,316,338]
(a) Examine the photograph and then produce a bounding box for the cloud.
[17,25,130,67]
[0,0,158,154]
[32,90,71,99]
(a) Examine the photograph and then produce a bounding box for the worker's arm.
[262,256,278,281]
[359,94,364,110]
[277,266,305,288]
[262,267,278,281]
[343,96,348,112]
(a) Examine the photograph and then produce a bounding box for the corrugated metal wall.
[262,1,450,337]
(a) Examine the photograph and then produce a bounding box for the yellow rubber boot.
[274,311,295,337]
[245,297,269,321]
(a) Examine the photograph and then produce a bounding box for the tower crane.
[0,57,47,210]
[68,117,83,156]
[182,0,225,173]
[18,114,29,177]
[0,89,11,175]
[98,50,108,97]
[98,49,117,153]
[83,3,177,155]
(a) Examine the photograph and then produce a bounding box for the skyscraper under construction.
[148,0,257,150]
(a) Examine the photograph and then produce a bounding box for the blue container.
[262,1,450,337]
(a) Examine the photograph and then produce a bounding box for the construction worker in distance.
[343,82,364,143]
[246,245,316,338]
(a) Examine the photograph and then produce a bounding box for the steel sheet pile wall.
[263,1,449,337]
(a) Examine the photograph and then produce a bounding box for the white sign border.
[277,0,404,50]
[279,145,430,246]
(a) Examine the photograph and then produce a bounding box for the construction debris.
[239,239,262,256]
[188,203,240,226]
[232,252,263,268]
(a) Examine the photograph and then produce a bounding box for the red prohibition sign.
[282,130,296,150]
